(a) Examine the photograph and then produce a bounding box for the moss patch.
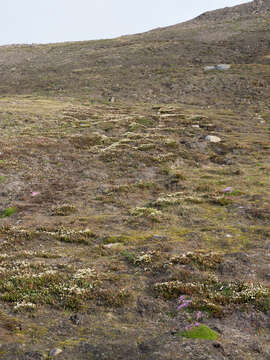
[1,207,17,218]
[181,324,219,340]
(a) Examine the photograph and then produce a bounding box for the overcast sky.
[0,0,251,45]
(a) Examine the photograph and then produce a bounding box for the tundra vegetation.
[0,0,270,359]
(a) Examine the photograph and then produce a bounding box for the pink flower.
[31,192,39,197]
[177,300,192,311]
[178,295,186,303]
[196,311,202,320]
[222,187,233,193]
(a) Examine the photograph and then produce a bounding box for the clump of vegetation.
[51,204,77,216]
[70,133,110,149]
[148,192,204,209]
[129,207,162,221]
[0,260,129,311]
[134,251,160,266]
[0,264,97,311]
[37,227,97,245]
[0,311,21,332]
[0,226,34,241]
[181,324,219,340]
[14,301,37,312]
[1,207,17,218]
[95,288,131,307]
[176,295,219,339]
[104,235,128,244]
[154,279,270,314]
[148,192,183,208]
[121,250,160,268]
[170,251,223,270]
[135,117,155,127]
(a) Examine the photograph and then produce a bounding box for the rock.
[103,243,122,248]
[69,313,83,325]
[205,135,221,143]
[204,66,216,71]
[216,64,231,70]
[204,64,231,71]
[151,235,168,241]
[97,184,110,194]
[49,348,62,357]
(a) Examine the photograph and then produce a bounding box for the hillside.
[0,1,270,359]
[0,0,270,106]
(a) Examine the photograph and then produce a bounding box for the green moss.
[104,235,128,244]
[181,324,218,340]
[1,207,17,218]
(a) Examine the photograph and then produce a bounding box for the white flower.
[14,301,36,312]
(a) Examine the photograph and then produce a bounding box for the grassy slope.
[0,1,270,359]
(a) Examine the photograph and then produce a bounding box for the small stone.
[49,348,62,357]
[69,313,82,325]
[204,66,215,71]
[103,243,122,248]
[152,235,168,241]
[205,135,221,143]
[216,64,231,70]
[192,124,200,128]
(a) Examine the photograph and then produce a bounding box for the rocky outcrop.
[194,0,270,22]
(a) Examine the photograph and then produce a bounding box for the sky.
[0,0,251,45]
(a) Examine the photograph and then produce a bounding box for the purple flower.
[177,300,192,311]
[196,311,202,320]
[195,322,200,327]
[222,187,233,193]
[178,295,186,303]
